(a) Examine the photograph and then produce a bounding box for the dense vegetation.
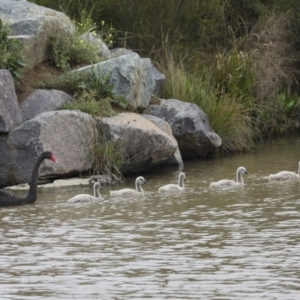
[24,1,300,152]
[0,18,26,81]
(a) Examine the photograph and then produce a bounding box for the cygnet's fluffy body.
[110,176,148,198]
[269,162,300,181]
[158,172,186,193]
[68,182,102,203]
[210,166,248,189]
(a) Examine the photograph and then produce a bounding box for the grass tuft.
[157,44,257,153]
[87,123,126,183]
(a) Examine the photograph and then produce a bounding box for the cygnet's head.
[136,176,148,185]
[94,182,102,189]
[179,172,186,179]
[237,166,248,175]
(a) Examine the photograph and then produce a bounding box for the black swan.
[110,176,148,198]
[0,151,58,207]
[158,172,186,193]
[68,181,102,203]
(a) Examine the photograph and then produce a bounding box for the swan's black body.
[0,151,57,207]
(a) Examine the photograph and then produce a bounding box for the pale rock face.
[96,112,179,174]
[0,0,75,68]
[142,114,183,167]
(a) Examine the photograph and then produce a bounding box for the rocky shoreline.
[0,0,222,188]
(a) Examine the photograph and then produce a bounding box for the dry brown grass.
[248,11,300,103]
[16,61,64,103]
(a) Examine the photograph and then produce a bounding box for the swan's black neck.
[0,153,47,207]
[26,154,46,204]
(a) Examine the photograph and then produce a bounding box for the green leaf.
[78,82,87,89]
[12,70,23,79]
[287,100,295,108]
[16,59,27,66]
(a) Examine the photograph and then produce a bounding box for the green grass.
[38,69,128,117]
[86,123,126,182]
[157,44,257,153]
[0,18,26,81]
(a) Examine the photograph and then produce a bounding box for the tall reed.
[157,44,257,153]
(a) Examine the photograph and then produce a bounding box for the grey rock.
[5,176,111,191]
[20,89,73,121]
[110,48,133,59]
[0,0,75,68]
[75,53,165,111]
[81,32,111,60]
[0,110,96,186]
[0,70,23,132]
[144,98,222,158]
[150,65,166,97]
[142,114,183,167]
[96,112,178,174]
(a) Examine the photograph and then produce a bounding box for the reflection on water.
[1,138,300,299]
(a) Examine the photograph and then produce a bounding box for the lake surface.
[1,138,300,299]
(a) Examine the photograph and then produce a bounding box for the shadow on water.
[0,137,300,299]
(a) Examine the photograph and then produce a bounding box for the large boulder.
[0,70,23,132]
[75,53,166,111]
[0,110,95,187]
[20,89,73,121]
[96,113,179,174]
[0,0,75,68]
[110,48,133,59]
[144,98,222,158]
[142,114,183,167]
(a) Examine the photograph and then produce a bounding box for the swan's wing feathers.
[0,189,12,199]
[110,188,140,198]
[159,184,183,192]
[119,188,139,197]
[0,189,24,206]
[269,171,298,181]
[68,194,95,203]
[210,179,240,188]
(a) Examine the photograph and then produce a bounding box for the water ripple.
[1,139,300,299]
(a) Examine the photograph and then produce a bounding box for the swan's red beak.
[50,154,58,163]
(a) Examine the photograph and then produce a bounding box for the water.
[1,138,300,299]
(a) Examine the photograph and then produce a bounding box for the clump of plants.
[39,69,128,117]
[48,34,99,70]
[0,18,26,81]
[73,9,97,35]
[87,122,126,183]
[43,7,129,117]
[249,11,300,136]
[158,43,257,153]
[48,7,117,71]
